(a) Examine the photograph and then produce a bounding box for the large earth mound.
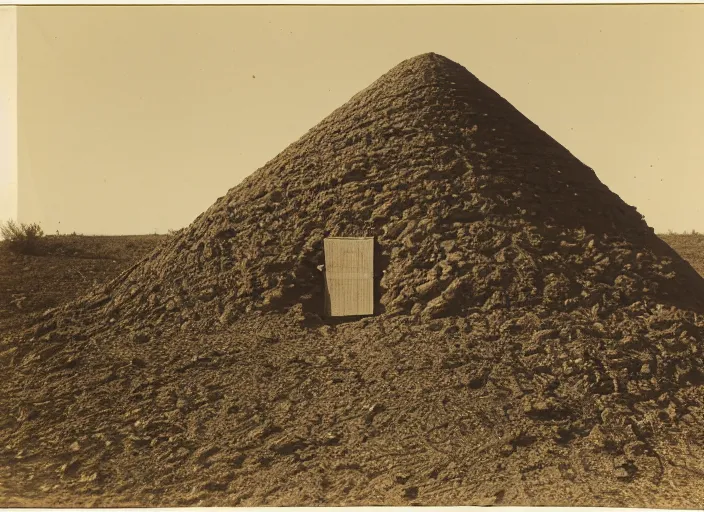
[3,52,704,506]
[25,53,704,339]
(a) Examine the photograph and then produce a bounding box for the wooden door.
[323,237,374,317]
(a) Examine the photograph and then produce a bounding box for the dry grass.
[0,220,45,255]
[658,231,704,277]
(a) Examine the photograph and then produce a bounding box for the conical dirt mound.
[27,52,704,339]
[4,53,704,507]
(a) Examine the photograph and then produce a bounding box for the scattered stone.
[132,331,150,344]
[403,486,419,499]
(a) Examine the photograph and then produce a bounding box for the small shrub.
[0,219,45,254]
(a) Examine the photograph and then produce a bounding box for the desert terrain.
[3,53,704,507]
[2,232,704,507]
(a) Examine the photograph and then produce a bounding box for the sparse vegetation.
[0,220,45,255]
[659,231,704,277]
[663,229,701,236]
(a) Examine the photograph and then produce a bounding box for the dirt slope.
[3,53,704,507]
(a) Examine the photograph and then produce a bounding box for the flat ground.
[0,235,164,334]
[2,233,704,507]
[658,233,704,278]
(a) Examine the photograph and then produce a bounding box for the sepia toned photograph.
[1,3,704,508]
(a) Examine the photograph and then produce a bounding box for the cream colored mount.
[0,7,18,224]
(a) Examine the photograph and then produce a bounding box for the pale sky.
[9,5,704,235]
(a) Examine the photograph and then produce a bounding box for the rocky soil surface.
[3,53,704,507]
